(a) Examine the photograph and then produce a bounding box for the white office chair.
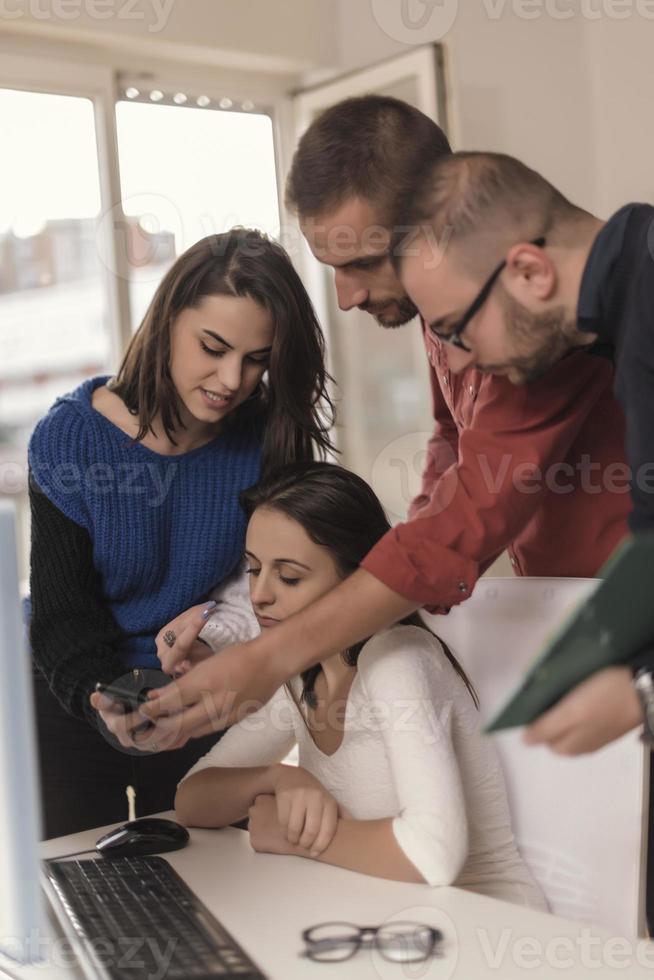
[422,577,649,937]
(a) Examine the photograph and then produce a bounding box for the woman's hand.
[155,602,217,676]
[269,764,340,856]
[248,794,300,856]
[89,690,190,753]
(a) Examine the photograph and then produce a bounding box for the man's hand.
[523,666,644,755]
[89,690,187,752]
[140,639,281,743]
[269,764,340,856]
[142,567,415,745]
[248,794,306,857]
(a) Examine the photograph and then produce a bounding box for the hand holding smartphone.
[92,672,172,744]
[95,681,152,712]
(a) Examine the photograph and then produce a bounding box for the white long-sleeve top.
[182,624,547,910]
[199,561,260,651]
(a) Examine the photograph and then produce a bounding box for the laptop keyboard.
[43,855,267,979]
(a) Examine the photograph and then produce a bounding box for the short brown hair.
[285,94,451,225]
[111,229,335,476]
[392,151,589,273]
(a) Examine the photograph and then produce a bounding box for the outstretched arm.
[143,350,623,743]
[363,349,625,611]
[142,568,417,740]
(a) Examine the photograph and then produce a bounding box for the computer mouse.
[95,817,190,858]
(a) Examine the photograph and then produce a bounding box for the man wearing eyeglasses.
[389,150,654,758]
[286,98,628,596]
[143,99,631,752]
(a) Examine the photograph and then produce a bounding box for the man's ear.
[505,242,557,301]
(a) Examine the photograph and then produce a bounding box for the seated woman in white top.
[175,463,547,910]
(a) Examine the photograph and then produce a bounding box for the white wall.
[3,2,651,217]
[0,0,341,129]
[333,0,654,219]
[0,0,337,72]
[584,15,654,216]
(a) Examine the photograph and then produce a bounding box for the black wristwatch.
[633,668,654,746]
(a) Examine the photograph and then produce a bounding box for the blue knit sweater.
[28,376,262,669]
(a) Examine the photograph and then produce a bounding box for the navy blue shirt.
[578,203,654,534]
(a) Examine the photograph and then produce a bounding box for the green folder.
[485,534,654,733]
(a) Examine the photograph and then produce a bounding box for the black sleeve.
[29,476,129,726]
[618,214,654,535]
[620,318,654,534]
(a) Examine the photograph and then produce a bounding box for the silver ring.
[149,742,159,753]
[163,630,176,648]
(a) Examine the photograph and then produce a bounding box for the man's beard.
[361,294,419,328]
[487,284,578,385]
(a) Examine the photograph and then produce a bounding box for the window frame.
[0,52,131,368]
[0,51,290,371]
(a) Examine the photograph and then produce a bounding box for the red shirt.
[361,326,630,613]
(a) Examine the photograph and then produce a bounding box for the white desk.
[2,813,653,980]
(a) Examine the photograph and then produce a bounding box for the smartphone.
[94,681,152,712]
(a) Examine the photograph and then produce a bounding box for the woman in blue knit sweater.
[28,228,334,838]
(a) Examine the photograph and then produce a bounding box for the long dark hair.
[110,229,335,476]
[240,462,478,709]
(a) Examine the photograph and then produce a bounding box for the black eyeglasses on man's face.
[429,237,547,352]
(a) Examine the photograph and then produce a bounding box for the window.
[0,88,110,451]
[0,75,281,580]
[114,93,280,329]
